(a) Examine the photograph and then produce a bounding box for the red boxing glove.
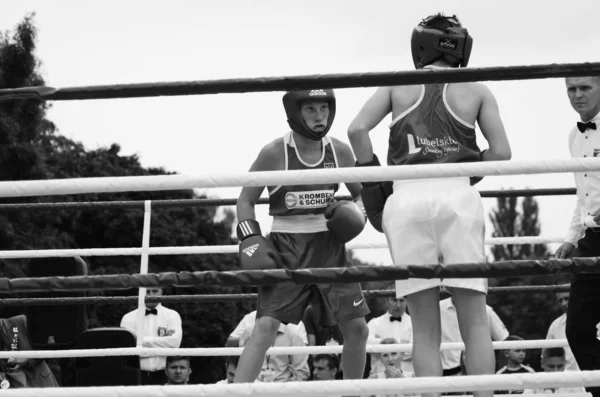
[236,219,282,270]
[355,154,393,233]
[324,200,367,243]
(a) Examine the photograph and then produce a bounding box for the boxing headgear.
[282,89,336,141]
[411,14,473,69]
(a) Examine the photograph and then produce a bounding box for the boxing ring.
[0,61,598,396]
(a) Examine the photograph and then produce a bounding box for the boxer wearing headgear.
[411,14,473,69]
[234,89,369,384]
[348,13,511,397]
[282,89,337,141]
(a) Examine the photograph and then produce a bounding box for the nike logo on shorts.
[353,298,364,307]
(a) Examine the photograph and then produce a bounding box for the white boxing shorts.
[382,177,487,297]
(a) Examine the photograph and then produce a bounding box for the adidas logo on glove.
[243,243,260,257]
[309,89,327,96]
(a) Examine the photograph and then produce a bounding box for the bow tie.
[577,121,597,133]
[145,308,158,316]
[390,316,402,322]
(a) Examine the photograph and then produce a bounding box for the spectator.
[311,354,339,381]
[496,336,535,375]
[0,314,59,388]
[164,356,192,385]
[523,348,585,393]
[440,292,509,376]
[226,310,308,347]
[216,356,239,384]
[120,288,182,385]
[546,290,579,371]
[303,305,343,347]
[496,336,535,395]
[367,292,413,374]
[368,338,413,397]
[239,321,309,382]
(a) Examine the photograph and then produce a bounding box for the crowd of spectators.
[2,284,576,391]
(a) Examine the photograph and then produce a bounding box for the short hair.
[313,354,340,370]
[166,356,190,366]
[226,356,239,369]
[422,13,463,29]
[542,347,566,360]
[503,335,524,351]
[381,338,399,345]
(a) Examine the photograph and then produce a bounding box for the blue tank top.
[387,83,481,167]
[268,131,339,216]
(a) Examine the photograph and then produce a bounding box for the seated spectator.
[546,290,579,371]
[368,338,413,397]
[239,320,309,382]
[216,356,238,384]
[367,292,413,374]
[226,310,308,347]
[164,356,192,385]
[496,336,535,395]
[311,354,339,381]
[524,348,585,394]
[303,304,343,347]
[496,336,535,375]
[0,314,59,388]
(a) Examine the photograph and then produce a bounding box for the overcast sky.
[2,0,600,264]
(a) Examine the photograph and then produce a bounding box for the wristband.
[236,219,262,240]
[355,154,381,168]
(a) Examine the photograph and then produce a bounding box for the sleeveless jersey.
[268,131,339,216]
[387,83,481,167]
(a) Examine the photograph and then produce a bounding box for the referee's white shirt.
[566,111,600,245]
[120,303,183,372]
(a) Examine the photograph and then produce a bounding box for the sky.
[1,0,600,265]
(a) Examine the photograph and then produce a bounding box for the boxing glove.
[324,200,367,243]
[236,219,282,270]
[470,149,487,186]
[355,154,393,233]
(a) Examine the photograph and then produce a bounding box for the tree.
[487,194,567,371]
[0,15,250,384]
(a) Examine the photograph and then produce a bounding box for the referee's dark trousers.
[566,229,600,397]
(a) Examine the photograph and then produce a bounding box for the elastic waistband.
[393,177,470,192]
[271,214,328,233]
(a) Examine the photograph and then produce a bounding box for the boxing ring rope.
[0,158,597,198]
[0,285,569,307]
[0,187,577,212]
[0,372,597,397]
[0,258,595,293]
[0,61,598,101]
[0,338,571,359]
[0,236,564,259]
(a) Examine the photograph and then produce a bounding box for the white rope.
[0,157,598,198]
[0,339,568,359]
[0,236,563,259]
[0,372,596,397]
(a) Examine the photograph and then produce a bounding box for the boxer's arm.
[332,138,363,199]
[237,140,282,221]
[477,84,512,161]
[348,87,392,164]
